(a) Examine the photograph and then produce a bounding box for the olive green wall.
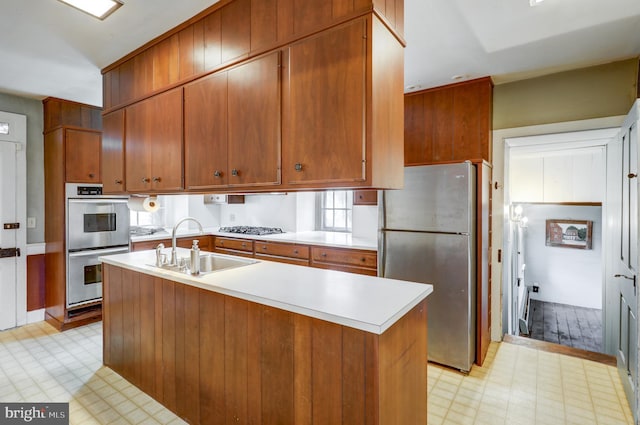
[0,92,44,244]
[493,58,639,130]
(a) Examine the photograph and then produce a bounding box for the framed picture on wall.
[545,219,593,249]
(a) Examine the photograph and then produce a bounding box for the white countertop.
[131,227,378,250]
[100,249,432,334]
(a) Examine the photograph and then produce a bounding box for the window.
[317,190,353,232]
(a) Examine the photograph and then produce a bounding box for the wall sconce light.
[510,204,529,228]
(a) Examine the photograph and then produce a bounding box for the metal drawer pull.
[214,170,222,177]
[141,177,150,183]
[232,169,239,176]
[115,179,123,185]
[89,173,95,178]
[295,163,303,172]
[628,173,638,179]
[153,177,161,182]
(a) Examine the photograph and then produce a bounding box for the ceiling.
[1,0,639,107]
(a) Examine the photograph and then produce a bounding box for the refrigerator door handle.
[378,231,385,277]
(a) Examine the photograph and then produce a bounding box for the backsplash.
[138,192,378,240]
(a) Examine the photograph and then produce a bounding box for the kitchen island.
[101,249,432,424]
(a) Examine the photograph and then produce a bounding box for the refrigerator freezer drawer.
[380,230,476,371]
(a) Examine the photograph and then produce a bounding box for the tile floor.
[0,321,634,425]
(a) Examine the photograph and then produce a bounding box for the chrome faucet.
[170,217,204,266]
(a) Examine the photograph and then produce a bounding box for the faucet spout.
[170,217,204,266]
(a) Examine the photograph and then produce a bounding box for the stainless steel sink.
[149,254,256,276]
[198,254,256,274]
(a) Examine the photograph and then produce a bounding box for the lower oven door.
[67,246,129,308]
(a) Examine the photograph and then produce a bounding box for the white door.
[0,111,27,331]
[607,100,639,421]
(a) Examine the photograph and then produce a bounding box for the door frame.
[0,111,27,329]
[491,116,625,341]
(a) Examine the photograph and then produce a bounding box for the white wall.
[521,204,602,309]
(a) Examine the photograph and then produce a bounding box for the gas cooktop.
[219,226,285,236]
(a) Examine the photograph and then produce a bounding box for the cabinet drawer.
[311,247,377,268]
[215,237,254,253]
[131,238,171,252]
[255,242,309,260]
[177,235,213,251]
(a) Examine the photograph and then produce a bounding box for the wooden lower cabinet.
[254,241,310,266]
[130,236,213,252]
[103,264,427,425]
[214,237,254,258]
[311,246,378,276]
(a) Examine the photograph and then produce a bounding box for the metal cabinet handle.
[242,242,247,247]
[261,245,267,250]
[231,169,239,177]
[361,257,366,262]
[321,252,327,257]
[295,163,303,172]
[628,173,638,179]
[615,274,635,281]
[214,170,222,178]
[293,249,299,254]
[141,177,150,183]
[89,173,95,178]
[153,177,161,183]
[115,179,123,185]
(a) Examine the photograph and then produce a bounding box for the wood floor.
[528,299,603,353]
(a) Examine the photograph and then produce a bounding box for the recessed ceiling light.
[529,0,544,6]
[451,75,466,81]
[57,0,123,20]
[405,84,422,91]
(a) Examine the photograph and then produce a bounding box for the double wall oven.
[66,184,129,308]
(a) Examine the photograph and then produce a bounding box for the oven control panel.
[76,185,102,196]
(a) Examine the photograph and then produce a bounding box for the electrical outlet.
[229,213,236,222]
[27,217,36,228]
[532,285,539,293]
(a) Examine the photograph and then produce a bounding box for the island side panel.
[199,288,226,424]
[379,298,428,424]
[102,264,428,425]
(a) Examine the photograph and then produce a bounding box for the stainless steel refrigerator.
[379,162,476,372]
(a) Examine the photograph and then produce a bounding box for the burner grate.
[219,226,285,236]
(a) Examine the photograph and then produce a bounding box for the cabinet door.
[65,129,101,183]
[102,110,125,193]
[285,19,367,186]
[353,190,377,205]
[184,72,228,189]
[227,52,281,187]
[126,88,184,192]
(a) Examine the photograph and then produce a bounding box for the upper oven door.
[67,199,130,250]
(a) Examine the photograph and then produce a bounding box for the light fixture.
[529,0,544,6]
[57,0,123,20]
[510,204,528,228]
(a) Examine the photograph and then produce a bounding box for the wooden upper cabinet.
[185,51,281,190]
[203,10,222,71]
[404,77,493,165]
[250,0,278,52]
[65,129,101,183]
[221,0,250,63]
[152,34,180,91]
[372,0,404,37]
[184,72,228,189]
[227,52,281,187]
[101,110,125,193]
[125,88,183,192]
[284,18,367,186]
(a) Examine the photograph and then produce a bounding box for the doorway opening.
[502,128,616,355]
